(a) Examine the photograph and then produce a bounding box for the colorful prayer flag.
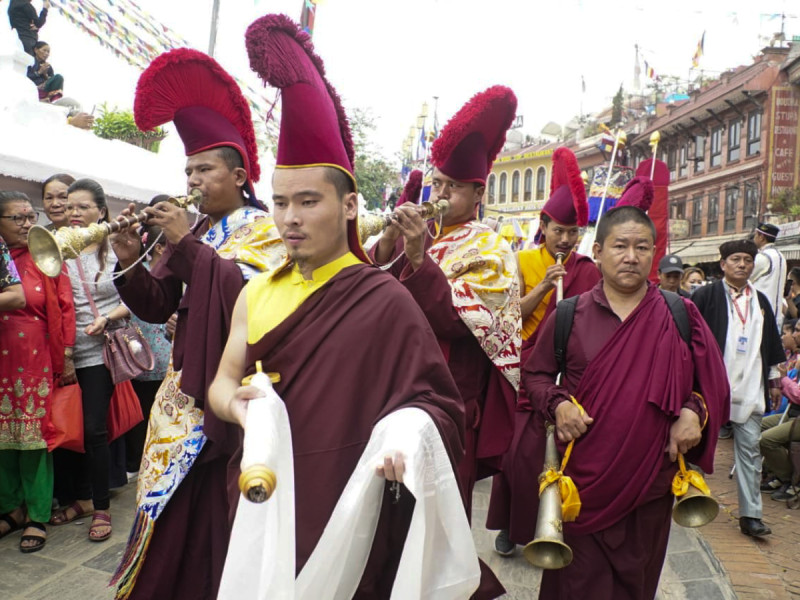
[691,31,705,68]
[300,0,317,37]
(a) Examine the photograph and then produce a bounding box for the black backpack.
[554,290,691,380]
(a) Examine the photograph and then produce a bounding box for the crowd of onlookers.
[0,174,170,552]
[653,227,800,535]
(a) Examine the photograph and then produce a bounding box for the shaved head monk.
[207,15,470,597]
[523,206,729,599]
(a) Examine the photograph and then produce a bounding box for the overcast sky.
[32,0,800,168]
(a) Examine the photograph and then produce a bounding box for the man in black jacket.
[693,239,784,538]
[7,0,49,56]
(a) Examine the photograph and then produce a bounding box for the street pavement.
[0,440,795,599]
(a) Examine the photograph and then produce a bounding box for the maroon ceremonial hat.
[246,14,369,263]
[431,86,517,185]
[617,176,654,212]
[541,147,588,227]
[134,48,262,206]
[396,170,423,207]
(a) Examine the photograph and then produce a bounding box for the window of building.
[724,186,738,232]
[691,195,703,236]
[523,168,533,202]
[710,127,723,167]
[487,174,496,204]
[499,172,507,204]
[511,170,520,202]
[747,111,762,156]
[707,193,719,235]
[667,147,677,181]
[694,134,706,173]
[679,143,689,178]
[536,166,547,201]
[744,183,759,230]
[728,120,741,162]
[671,199,686,220]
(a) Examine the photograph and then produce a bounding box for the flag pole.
[208,0,221,57]
[649,130,660,180]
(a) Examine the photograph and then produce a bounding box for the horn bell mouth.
[28,225,64,278]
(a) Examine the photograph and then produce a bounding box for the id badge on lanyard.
[736,335,748,354]
[733,287,750,354]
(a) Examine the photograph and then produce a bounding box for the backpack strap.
[659,289,691,347]
[554,296,579,381]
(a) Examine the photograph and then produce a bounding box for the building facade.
[628,46,800,264]
[484,142,557,220]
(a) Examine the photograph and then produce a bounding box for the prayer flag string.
[49,0,278,145]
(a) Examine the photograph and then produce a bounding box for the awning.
[670,233,743,264]
[775,243,800,261]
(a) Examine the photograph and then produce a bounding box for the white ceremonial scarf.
[723,281,765,423]
[218,389,480,600]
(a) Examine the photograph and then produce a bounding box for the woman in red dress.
[0,191,75,553]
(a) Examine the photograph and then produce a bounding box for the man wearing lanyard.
[693,239,784,537]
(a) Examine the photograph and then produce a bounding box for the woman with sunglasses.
[49,179,129,543]
[0,191,75,553]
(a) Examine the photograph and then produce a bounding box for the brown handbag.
[75,256,154,384]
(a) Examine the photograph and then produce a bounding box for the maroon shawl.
[236,263,465,582]
[527,284,729,535]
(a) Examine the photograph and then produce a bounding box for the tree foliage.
[350,108,399,211]
[610,85,624,127]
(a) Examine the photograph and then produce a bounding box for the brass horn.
[672,455,719,528]
[29,189,203,278]
[522,426,573,569]
[358,199,450,241]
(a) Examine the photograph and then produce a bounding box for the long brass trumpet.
[358,199,450,242]
[28,189,203,278]
[522,425,574,569]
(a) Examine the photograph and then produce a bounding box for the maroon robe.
[487,250,599,530]
[370,235,510,600]
[236,263,465,597]
[521,282,729,598]
[370,233,516,496]
[114,218,248,600]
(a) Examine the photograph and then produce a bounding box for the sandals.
[49,501,90,526]
[0,511,23,539]
[88,511,111,542]
[20,521,46,554]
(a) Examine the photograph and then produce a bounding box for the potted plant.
[92,103,166,153]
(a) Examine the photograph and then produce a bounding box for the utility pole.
[208,0,221,57]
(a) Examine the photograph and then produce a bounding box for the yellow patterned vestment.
[427,221,521,389]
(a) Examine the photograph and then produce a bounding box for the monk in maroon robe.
[488,147,600,555]
[108,49,284,600]
[210,15,469,597]
[523,206,729,599]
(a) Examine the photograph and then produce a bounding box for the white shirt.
[722,280,765,423]
[751,243,787,330]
